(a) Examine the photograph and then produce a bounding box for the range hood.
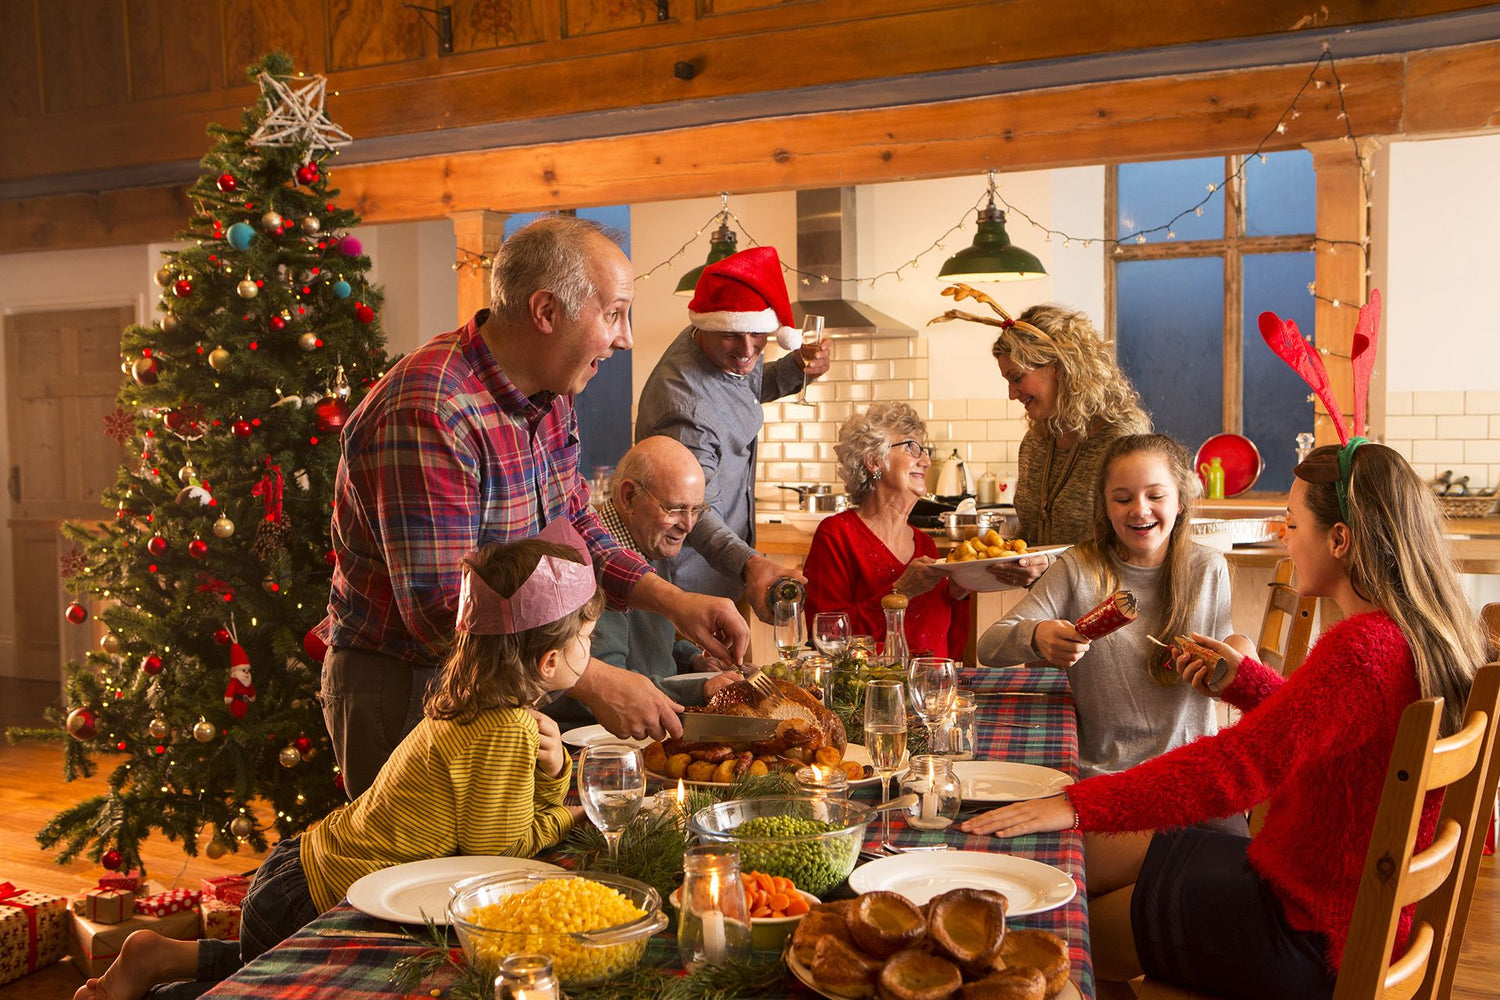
[790,188,916,338]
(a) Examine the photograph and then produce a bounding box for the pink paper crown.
[455,520,596,635]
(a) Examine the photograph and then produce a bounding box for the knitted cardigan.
[1066,611,1438,970]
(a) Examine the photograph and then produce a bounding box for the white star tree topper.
[248,72,353,151]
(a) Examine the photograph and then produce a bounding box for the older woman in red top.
[803,402,968,659]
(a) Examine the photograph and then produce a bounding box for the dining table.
[200,665,1093,999]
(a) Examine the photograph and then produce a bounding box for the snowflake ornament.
[248,73,352,152]
[103,408,134,445]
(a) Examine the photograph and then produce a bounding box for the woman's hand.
[527,708,568,778]
[985,552,1049,589]
[1033,620,1091,668]
[1175,632,1249,697]
[894,556,945,597]
[959,795,1076,838]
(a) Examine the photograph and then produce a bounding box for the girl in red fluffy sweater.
[960,442,1487,999]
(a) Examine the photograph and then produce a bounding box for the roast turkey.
[694,675,846,754]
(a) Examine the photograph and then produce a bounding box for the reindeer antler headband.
[927,284,1059,351]
[1257,289,1380,522]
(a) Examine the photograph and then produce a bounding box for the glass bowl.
[687,796,871,895]
[447,870,666,985]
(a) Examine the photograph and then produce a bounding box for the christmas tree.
[12,53,390,871]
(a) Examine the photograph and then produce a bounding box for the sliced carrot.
[785,896,811,916]
[755,871,775,893]
[768,892,790,911]
[774,876,795,894]
[752,904,773,918]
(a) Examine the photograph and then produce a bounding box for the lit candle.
[921,787,938,822]
[702,908,726,964]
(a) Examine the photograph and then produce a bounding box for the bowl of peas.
[687,796,871,896]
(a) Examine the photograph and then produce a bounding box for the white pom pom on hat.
[687,246,795,337]
[776,326,802,351]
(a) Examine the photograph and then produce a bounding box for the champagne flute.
[773,607,807,664]
[578,744,645,863]
[792,314,824,406]
[908,657,958,754]
[813,612,850,661]
[864,678,907,853]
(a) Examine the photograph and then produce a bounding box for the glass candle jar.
[493,953,560,1000]
[937,690,978,760]
[794,763,850,799]
[677,844,752,970]
[800,654,831,704]
[899,755,962,831]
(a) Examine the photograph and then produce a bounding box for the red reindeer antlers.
[1256,289,1380,445]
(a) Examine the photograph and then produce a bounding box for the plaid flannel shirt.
[315,312,648,666]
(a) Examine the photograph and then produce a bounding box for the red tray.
[1195,434,1263,497]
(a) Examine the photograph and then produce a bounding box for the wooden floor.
[2,677,1497,998]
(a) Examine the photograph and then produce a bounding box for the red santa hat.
[230,643,249,671]
[687,246,797,344]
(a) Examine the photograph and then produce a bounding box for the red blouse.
[803,510,967,660]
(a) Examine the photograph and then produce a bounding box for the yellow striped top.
[300,706,573,912]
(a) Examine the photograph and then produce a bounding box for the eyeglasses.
[891,439,933,459]
[637,483,713,522]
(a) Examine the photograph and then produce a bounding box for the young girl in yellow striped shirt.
[78,529,603,1000]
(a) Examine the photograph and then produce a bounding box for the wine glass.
[907,657,958,754]
[792,314,824,405]
[578,744,645,863]
[773,607,807,664]
[863,678,907,853]
[813,612,850,661]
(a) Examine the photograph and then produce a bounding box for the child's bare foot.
[74,930,198,1000]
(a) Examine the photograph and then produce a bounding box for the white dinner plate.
[346,855,563,925]
[931,545,1071,592]
[559,724,653,749]
[847,850,1077,915]
[646,743,888,789]
[954,761,1074,803]
[786,940,1081,1000]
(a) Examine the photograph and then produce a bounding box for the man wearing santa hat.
[636,246,831,621]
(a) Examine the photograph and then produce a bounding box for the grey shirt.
[976,543,1233,778]
[634,327,804,600]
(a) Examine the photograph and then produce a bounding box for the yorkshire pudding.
[927,888,1008,976]
[877,948,963,1000]
[850,891,928,958]
[811,934,882,999]
[997,929,1070,996]
[960,967,1046,1000]
[793,905,856,966]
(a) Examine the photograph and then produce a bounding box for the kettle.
[933,449,971,499]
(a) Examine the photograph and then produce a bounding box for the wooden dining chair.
[1482,602,1500,649]
[1137,660,1500,1000]
[1255,557,1317,675]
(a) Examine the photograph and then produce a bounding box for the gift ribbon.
[0,882,41,974]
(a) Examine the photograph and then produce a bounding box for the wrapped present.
[200,897,241,941]
[0,882,69,987]
[136,887,200,917]
[200,874,251,906]
[68,902,198,978]
[96,869,145,894]
[80,888,135,925]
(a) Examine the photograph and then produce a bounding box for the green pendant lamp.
[937,170,1046,283]
[675,192,741,296]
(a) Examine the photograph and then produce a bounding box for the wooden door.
[5,306,131,683]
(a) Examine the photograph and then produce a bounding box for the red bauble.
[188,538,209,560]
[101,849,123,871]
[142,654,163,675]
[334,773,345,792]
[213,627,232,645]
[324,549,337,567]
[269,315,287,332]
[354,304,375,324]
[66,706,97,739]
[172,278,193,298]
[65,601,88,624]
[216,173,238,192]
[303,628,328,665]
[231,419,253,438]
[146,534,168,557]
[295,163,320,185]
[313,397,350,434]
[294,734,313,753]
[131,356,161,387]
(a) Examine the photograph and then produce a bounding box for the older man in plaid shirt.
[315,217,748,798]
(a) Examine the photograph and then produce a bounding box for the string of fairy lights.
[452,43,1375,312]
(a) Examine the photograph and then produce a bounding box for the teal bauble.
[332,280,351,299]
[226,222,255,251]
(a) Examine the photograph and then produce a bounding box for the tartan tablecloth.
[203,665,1091,999]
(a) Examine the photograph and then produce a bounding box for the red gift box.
[200,874,250,906]
[97,869,144,894]
[200,897,241,941]
[0,882,69,986]
[136,887,201,917]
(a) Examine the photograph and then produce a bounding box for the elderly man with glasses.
[544,436,745,725]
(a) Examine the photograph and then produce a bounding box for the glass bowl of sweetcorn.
[447,871,666,985]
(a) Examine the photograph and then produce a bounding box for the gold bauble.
[148,718,169,739]
[297,333,319,352]
[154,267,172,288]
[162,314,179,334]
[261,211,283,232]
[193,719,216,743]
[300,216,321,235]
[229,815,254,839]
[278,746,301,768]
[99,633,121,654]
[236,278,258,299]
[178,460,196,485]
[205,839,228,860]
[208,347,231,371]
[212,516,235,539]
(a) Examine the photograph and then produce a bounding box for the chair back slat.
[1256,558,1317,675]
[1396,819,1460,907]
[1424,709,1487,790]
[1382,923,1434,1000]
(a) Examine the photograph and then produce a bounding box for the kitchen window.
[1108,151,1316,492]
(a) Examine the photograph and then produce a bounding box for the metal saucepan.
[777,484,850,513]
[939,509,1020,541]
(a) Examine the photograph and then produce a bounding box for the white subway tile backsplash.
[966,399,1010,419]
[765,421,799,442]
[1408,462,1437,481]
[853,361,887,382]
[1385,391,1413,416]
[949,420,988,439]
[968,441,1009,462]
[873,339,915,360]
[987,419,1026,442]
[765,461,800,481]
[802,422,836,442]
[1492,416,1500,438]
[1436,415,1489,440]
[842,342,872,361]
[872,382,908,400]
[929,399,967,420]
[1412,439,1466,464]
[824,361,853,382]
[889,359,922,381]
[1382,439,1413,461]
[1385,415,1436,440]
[1464,391,1500,414]
[782,442,817,461]
[1464,439,1500,465]
[1412,391,1465,415]
[843,382,872,401]
[911,380,928,400]
[802,462,834,482]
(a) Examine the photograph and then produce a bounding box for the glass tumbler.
[678,844,752,970]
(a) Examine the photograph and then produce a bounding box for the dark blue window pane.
[1244,150,1316,236]
[503,208,634,475]
[1117,158,1225,244]
[1116,258,1225,456]
[1242,253,1317,492]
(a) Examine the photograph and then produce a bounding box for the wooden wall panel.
[222,0,324,84]
[1405,39,1500,135]
[563,0,669,38]
[38,0,126,113]
[126,0,221,99]
[452,0,547,52]
[701,0,801,16]
[0,1,41,120]
[327,0,426,70]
